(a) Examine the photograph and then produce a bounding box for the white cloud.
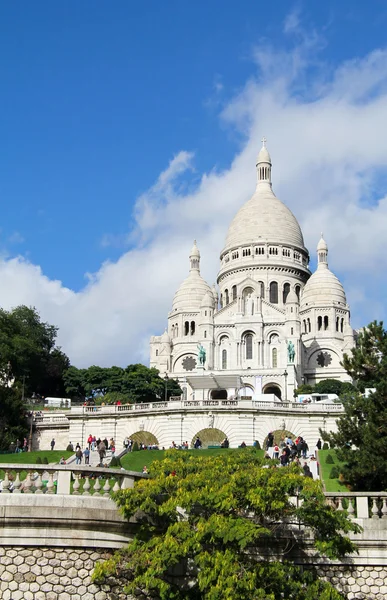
[1,31,387,366]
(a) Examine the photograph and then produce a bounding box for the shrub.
[43,457,49,465]
[325,454,335,464]
[322,442,329,450]
[110,456,121,468]
[132,441,139,452]
[253,440,261,450]
[329,466,340,479]
[36,456,42,464]
[66,444,73,452]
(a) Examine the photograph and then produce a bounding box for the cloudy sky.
[1,1,387,367]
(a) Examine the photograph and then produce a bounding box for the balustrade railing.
[325,492,387,520]
[33,399,344,426]
[0,464,145,496]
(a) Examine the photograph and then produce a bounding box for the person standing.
[50,438,55,451]
[84,447,90,465]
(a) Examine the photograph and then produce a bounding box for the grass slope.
[120,448,263,473]
[0,451,73,465]
[318,449,348,492]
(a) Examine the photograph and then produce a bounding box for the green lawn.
[318,449,348,492]
[0,450,73,465]
[120,447,263,473]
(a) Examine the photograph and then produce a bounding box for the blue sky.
[1,2,387,366]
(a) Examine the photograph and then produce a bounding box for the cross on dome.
[261,136,267,147]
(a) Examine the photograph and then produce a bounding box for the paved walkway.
[266,446,320,479]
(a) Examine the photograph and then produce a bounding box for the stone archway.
[191,428,227,449]
[130,431,159,446]
[211,389,227,400]
[263,429,296,448]
[263,384,282,399]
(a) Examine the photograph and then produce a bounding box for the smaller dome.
[160,330,171,343]
[201,291,214,308]
[286,289,299,304]
[301,236,346,308]
[172,271,212,311]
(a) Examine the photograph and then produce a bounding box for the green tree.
[123,364,181,403]
[0,305,70,398]
[324,321,387,490]
[293,383,314,397]
[0,384,28,450]
[314,379,344,395]
[94,450,359,599]
[63,366,87,399]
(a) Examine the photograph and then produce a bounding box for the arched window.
[190,321,195,335]
[336,317,339,332]
[220,294,223,309]
[232,285,237,300]
[175,324,178,337]
[184,321,189,336]
[272,347,278,368]
[283,283,290,304]
[245,334,253,359]
[258,281,265,299]
[225,289,229,305]
[156,349,159,356]
[295,285,301,300]
[341,318,344,333]
[222,349,227,369]
[204,330,207,338]
[172,325,175,337]
[269,281,278,304]
[324,316,329,330]
[308,318,311,333]
[317,316,322,331]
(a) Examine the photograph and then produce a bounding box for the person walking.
[84,447,90,465]
[75,448,83,465]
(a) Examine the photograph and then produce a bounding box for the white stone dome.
[301,267,346,307]
[301,237,346,307]
[224,186,305,250]
[172,241,212,312]
[172,271,212,312]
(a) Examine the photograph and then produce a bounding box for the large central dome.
[224,142,305,251]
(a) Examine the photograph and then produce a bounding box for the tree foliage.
[94,450,359,599]
[324,321,387,491]
[294,379,355,398]
[0,305,69,398]
[63,363,182,403]
[0,384,28,450]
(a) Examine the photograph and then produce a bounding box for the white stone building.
[150,140,355,401]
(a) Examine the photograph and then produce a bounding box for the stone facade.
[1,546,387,599]
[150,140,355,401]
[0,546,132,600]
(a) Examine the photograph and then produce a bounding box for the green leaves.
[95,449,357,599]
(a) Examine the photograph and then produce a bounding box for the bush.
[132,441,139,452]
[325,454,335,464]
[36,456,42,464]
[253,440,261,450]
[322,442,329,450]
[329,466,340,479]
[110,456,121,468]
[66,444,73,452]
[43,457,49,465]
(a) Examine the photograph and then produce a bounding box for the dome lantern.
[189,240,200,271]
[256,136,272,186]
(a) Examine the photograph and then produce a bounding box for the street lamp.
[284,369,288,402]
[164,373,169,402]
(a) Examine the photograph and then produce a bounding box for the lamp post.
[284,369,288,402]
[164,373,169,402]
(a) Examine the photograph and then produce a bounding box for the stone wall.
[2,545,387,600]
[0,546,131,600]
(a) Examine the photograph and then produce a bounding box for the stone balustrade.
[0,464,146,496]
[34,399,343,425]
[325,492,387,521]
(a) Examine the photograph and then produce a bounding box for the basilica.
[150,140,355,402]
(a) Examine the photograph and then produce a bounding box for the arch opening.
[263,384,282,399]
[191,427,227,449]
[129,431,159,447]
[211,389,228,400]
